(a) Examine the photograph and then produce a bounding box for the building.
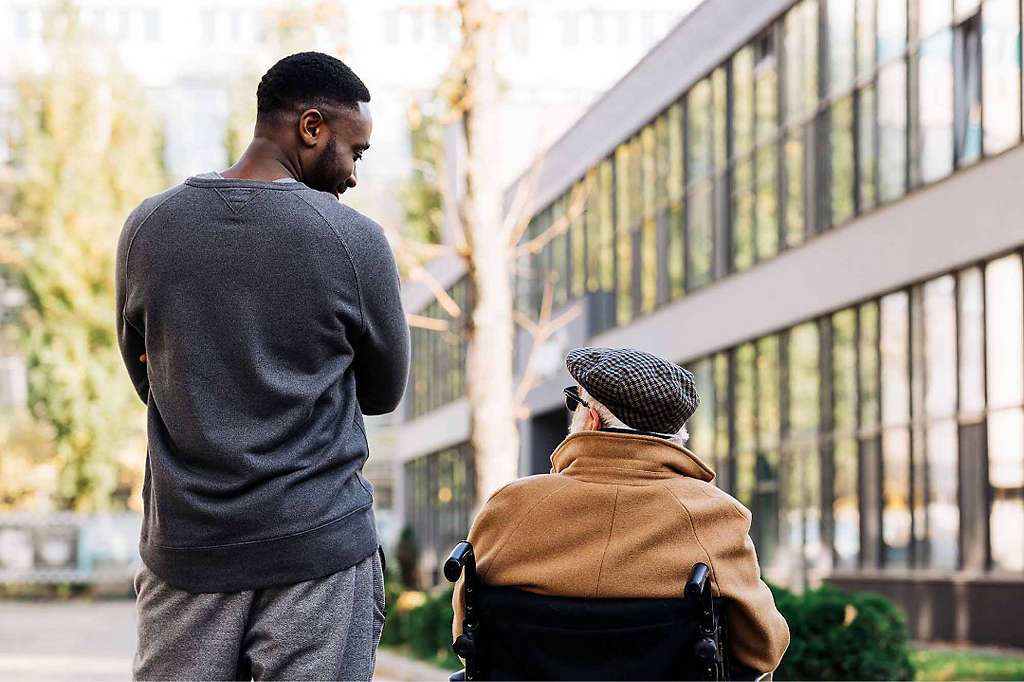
[397,0,1024,647]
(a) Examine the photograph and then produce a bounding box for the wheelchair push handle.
[445,541,476,583]
[685,562,711,600]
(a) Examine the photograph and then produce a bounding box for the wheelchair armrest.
[449,669,467,681]
[444,541,475,583]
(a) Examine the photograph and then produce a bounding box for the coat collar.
[549,429,716,483]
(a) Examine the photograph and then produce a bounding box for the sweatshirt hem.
[139,504,378,593]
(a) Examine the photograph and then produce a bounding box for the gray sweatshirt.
[115,173,409,592]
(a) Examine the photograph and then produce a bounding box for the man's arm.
[115,213,149,405]
[349,221,409,415]
[693,491,790,673]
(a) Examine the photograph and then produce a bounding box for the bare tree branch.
[407,313,450,331]
[511,270,582,419]
[509,173,592,260]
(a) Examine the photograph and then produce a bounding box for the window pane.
[926,419,960,570]
[919,30,954,183]
[989,409,1024,571]
[881,291,910,426]
[669,103,684,201]
[955,16,983,166]
[755,142,779,259]
[688,78,712,179]
[877,0,907,62]
[834,435,860,568]
[829,0,856,95]
[790,322,820,437]
[830,95,856,225]
[736,344,757,507]
[690,358,715,459]
[958,267,986,415]
[882,426,912,567]
[598,161,615,293]
[785,0,819,122]
[733,47,755,158]
[985,254,1024,409]
[924,275,958,419]
[688,180,714,288]
[784,126,805,247]
[856,0,877,77]
[758,335,782,447]
[859,301,881,428]
[834,309,858,434]
[755,33,779,143]
[713,67,729,171]
[571,185,586,298]
[714,352,731,489]
[982,0,1021,154]
[732,158,755,271]
[919,0,953,38]
[878,60,907,202]
[858,85,878,211]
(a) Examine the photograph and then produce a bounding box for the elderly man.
[452,347,790,675]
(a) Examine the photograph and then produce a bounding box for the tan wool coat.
[451,429,790,674]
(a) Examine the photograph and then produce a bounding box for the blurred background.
[1,0,1024,680]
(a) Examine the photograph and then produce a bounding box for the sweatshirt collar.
[549,429,716,483]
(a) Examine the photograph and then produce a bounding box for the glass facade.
[513,0,1024,332]
[408,278,470,419]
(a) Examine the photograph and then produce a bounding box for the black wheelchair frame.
[445,540,744,681]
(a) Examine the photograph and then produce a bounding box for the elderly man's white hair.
[569,386,690,445]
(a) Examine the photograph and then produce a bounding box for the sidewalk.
[0,599,450,681]
[374,649,451,681]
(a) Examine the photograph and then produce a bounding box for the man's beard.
[569,406,589,435]
[308,136,341,195]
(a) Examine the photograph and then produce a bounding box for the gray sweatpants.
[133,549,385,681]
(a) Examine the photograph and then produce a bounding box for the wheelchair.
[444,541,760,681]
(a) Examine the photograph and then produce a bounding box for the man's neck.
[222,137,301,183]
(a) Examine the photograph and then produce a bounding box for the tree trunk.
[457,0,520,513]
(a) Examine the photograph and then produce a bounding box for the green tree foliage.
[399,99,444,245]
[0,3,167,511]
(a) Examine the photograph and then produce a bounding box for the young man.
[116,52,409,680]
[452,347,790,676]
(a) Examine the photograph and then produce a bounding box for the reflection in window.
[784,0,818,123]
[982,0,1021,155]
[733,48,755,158]
[858,85,877,211]
[830,96,855,226]
[828,0,855,96]
[688,180,714,289]
[735,344,756,507]
[689,358,715,462]
[918,30,954,184]
[877,0,906,62]
[878,61,907,202]
[755,32,778,144]
[881,292,911,567]
[985,255,1024,572]
[732,158,755,272]
[856,0,876,77]
[859,301,880,429]
[714,353,731,490]
[755,143,778,260]
[756,335,781,568]
[784,127,805,247]
[958,267,985,416]
[834,310,859,568]
[954,15,982,167]
[688,78,712,180]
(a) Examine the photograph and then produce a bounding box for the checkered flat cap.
[566,347,700,434]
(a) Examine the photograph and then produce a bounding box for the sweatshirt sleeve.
[347,218,410,416]
[115,208,149,405]
[694,491,790,673]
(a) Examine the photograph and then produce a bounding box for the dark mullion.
[819,316,836,570]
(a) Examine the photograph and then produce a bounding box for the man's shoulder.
[661,476,752,521]
[124,183,189,230]
[292,190,382,231]
[481,474,568,508]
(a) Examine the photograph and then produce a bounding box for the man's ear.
[298,108,325,147]
[585,407,602,431]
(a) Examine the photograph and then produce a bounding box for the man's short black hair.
[256,51,370,122]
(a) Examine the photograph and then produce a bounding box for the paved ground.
[0,599,448,681]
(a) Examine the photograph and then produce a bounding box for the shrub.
[402,584,460,669]
[770,583,914,681]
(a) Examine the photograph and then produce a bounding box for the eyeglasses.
[563,385,590,412]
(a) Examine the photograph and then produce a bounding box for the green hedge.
[770,583,914,681]
[380,567,460,669]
